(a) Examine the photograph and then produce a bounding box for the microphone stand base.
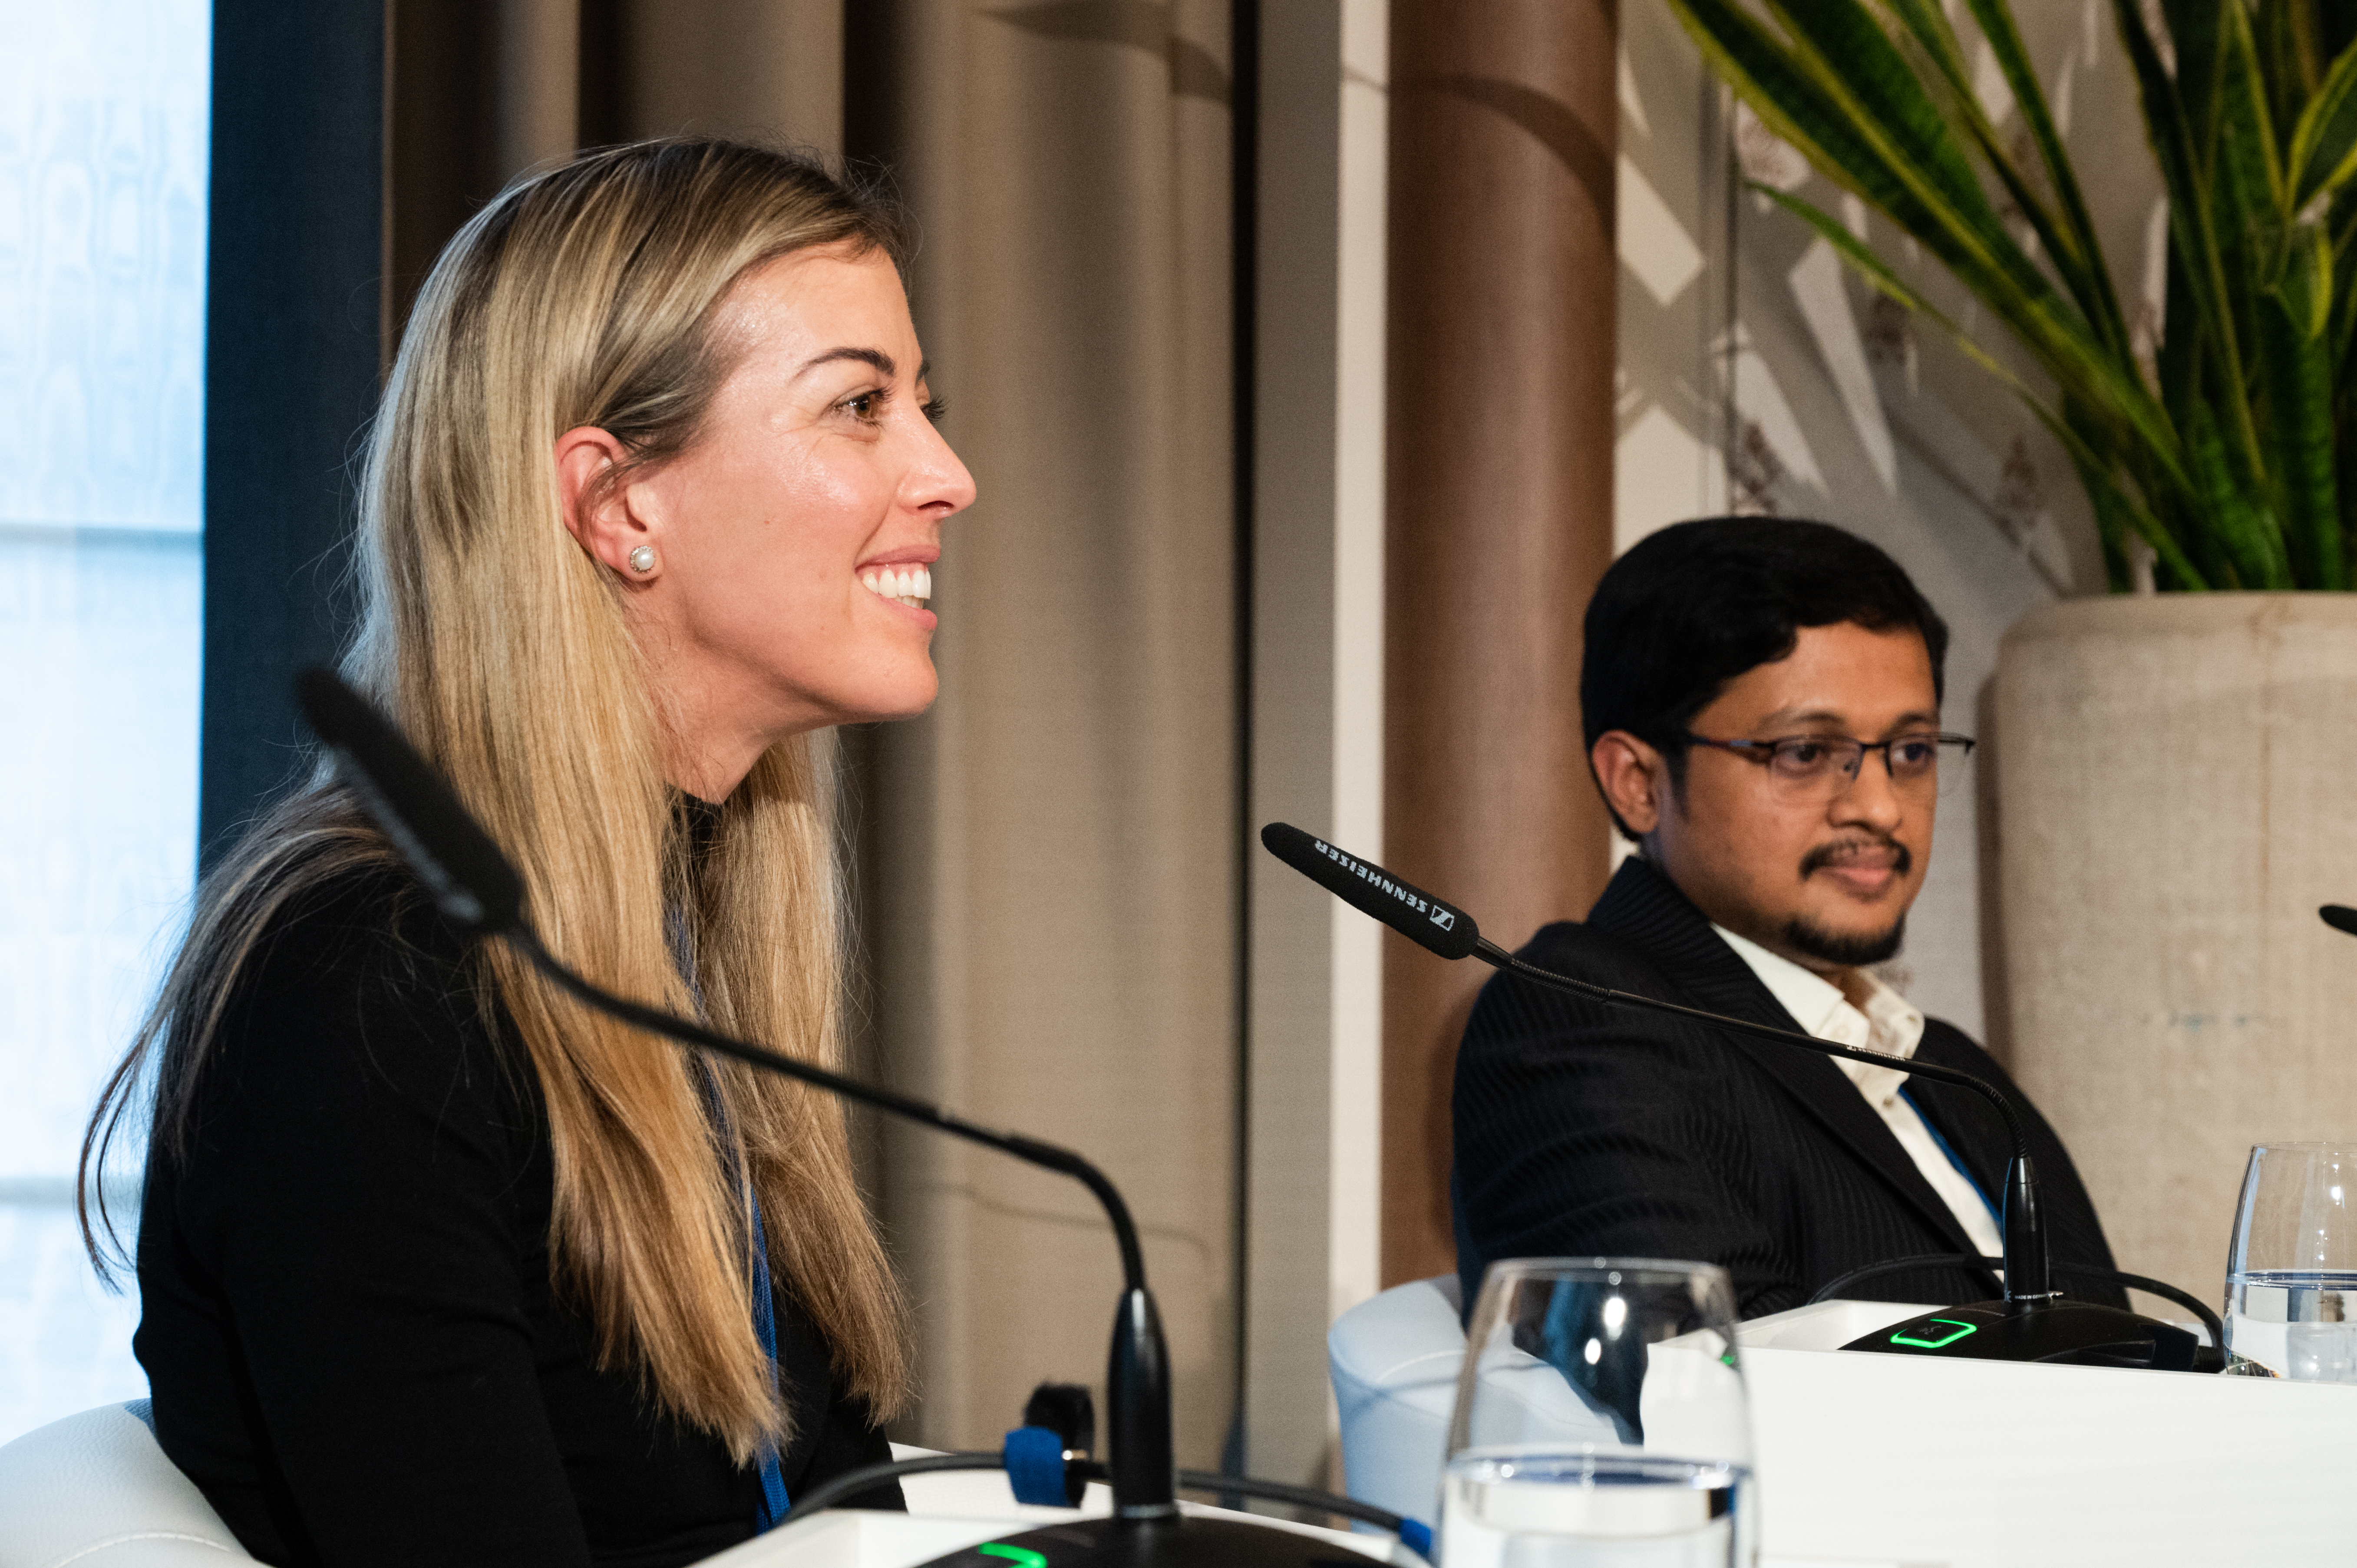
[915,1513,1395,1566]
[1845,1298,2220,1372]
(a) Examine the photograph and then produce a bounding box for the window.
[0,0,210,1443]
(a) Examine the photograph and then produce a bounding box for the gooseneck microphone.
[1263,822,2220,1372]
[296,669,1359,1566]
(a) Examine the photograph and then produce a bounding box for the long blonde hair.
[83,139,912,1459]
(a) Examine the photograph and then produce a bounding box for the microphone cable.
[779,1451,1007,1520]
[778,1452,1423,1543]
[1806,1253,2225,1350]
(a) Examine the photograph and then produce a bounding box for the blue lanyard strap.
[746,1193,789,1529]
[670,907,790,1530]
[1898,1085,2001,1224]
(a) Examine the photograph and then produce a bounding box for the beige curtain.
[847,2,1239,1466]
[384,0,1242,1469]
[386,0,846,340]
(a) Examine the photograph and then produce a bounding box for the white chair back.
[1327,1273,1466,1527]
[0,1401,255,1568]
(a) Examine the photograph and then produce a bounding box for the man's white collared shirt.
[1710,924,2006,1263]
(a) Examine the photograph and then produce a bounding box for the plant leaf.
[2117,0,2265,495]
[2288,31,2357,213]
[2257,288,2343,587]
[1762,0,2001,233]
[2274,220,2334,340]
[2219,2,2289,220]
[2329,188,2357,367]
[1754,185,2017,386]
[1762,0,2068,314]
[1670,0,2196,498]
[1665,0,2069,337]
[1664,0,1931,224]
[2039,410,2208,591]
[1875,0,2131,359]
[2063,407,2206,590]
[1956,0,2135,357]
[2162,0,2228,160]
[2188,396,2294,588]
[1753,184,2207,586]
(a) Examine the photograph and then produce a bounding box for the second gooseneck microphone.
[1260,821,2050,1301]
[1262,821,2220,1372]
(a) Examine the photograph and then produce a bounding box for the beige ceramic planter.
[1996,593,2357,1309]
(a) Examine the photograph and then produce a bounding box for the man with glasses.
[1452,517,2121,1317]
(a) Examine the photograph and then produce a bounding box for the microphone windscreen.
[1260,822,1482,961]
[2324,905,2357,937]
[294,668,526,935]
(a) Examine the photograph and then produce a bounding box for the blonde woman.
[80,140,974,1566]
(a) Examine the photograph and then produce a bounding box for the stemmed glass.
[1442,1259,1755,1567]
[2224,1142,2357,1381]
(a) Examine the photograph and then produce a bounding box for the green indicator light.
[979,1545,1049,1568]
[1891,1317,1978,1350]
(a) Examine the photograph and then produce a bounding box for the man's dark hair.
[1582,517,1949,841]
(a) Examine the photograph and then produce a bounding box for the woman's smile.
[858,554,937,614]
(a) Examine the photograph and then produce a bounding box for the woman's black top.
[133,862,901,1567]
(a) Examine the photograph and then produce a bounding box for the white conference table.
[718,1299,2357,1568]
[1733,1299,2357,1566]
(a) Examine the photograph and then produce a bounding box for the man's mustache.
[1799,835,1912,879]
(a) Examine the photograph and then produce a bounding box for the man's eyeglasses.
[1681,730,1976,800]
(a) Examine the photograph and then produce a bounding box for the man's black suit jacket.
[1451,856,2120,1317]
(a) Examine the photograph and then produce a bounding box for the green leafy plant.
[1663,0,2357,591]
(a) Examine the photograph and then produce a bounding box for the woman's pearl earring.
[627,545,656,574]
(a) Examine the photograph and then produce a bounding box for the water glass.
[2224,1143,2357,1380]
[1442,1259,1754,1567]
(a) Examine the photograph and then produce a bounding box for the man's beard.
[1782,911,1907,967]
[1782,835,1911,966]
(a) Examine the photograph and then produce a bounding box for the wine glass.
[2224,1142,2357,1381]
[1442,1259,1754,1567]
